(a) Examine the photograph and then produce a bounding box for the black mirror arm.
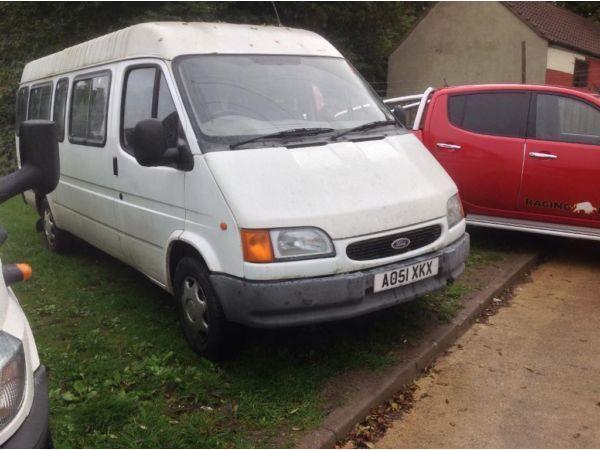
[176,138,194,172]
[0,165,42,205]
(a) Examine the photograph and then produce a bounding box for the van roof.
[21,22,342,83]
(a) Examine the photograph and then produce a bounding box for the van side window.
[448,93,529,138]
[15,86,29,136]
[28,83,53,120]
[121,67,179,154]
[69,73,110,146]
[53,78,69,142]
[534,94,600,146]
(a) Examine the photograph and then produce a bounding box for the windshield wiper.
[332,120,397,141]
[230,127,335,149]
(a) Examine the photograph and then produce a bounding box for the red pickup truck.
[387,85,600,241]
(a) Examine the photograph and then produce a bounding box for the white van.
[16,22,469,359]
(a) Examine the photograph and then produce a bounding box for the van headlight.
[271,228,335,260]
[241,228,335,262]
[0,332,25,431]
[447,193,464,229]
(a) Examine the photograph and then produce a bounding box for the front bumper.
[212,233,470,328]
[2,366,51,449]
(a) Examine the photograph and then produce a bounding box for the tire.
[40,199,71,253]
[174,257,231,360]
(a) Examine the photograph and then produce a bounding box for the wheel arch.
[166,232,222,294]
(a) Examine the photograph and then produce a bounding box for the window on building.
[15,86,29,136]
[573,59,590,88]
[121,66,179,154]
[69,73,110,146]
[53,78,69,142]
[28,83,53,120]
[535,94,600,145]
[448,92,529,138]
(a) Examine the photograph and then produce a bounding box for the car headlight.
[241,228,335,262]
[447,193,464,229]
[0,332,25,431]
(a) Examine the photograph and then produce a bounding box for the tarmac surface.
[376,235,600,448]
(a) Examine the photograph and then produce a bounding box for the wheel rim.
[181,276,209,339]
[43,208,56,247]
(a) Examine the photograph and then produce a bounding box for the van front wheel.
[41,199,70,253]
[174,257,230,360]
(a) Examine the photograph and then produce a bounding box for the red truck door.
[424,91,530,214]
[518,92,600,227]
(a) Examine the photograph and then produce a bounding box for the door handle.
[113,157,119,176]
[528,152,558,160]
[436,143,461,150]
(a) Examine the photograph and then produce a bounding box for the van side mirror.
[391,106,408,127]
[0,120,59,205]
[132,119,193,170]
[133,119,168,167]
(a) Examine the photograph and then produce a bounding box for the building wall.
[387,2,549,97]
[545,47,600,91]
[589,58,600,91]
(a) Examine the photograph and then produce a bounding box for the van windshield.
[175,55,400,151]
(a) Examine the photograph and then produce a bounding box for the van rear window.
[28,83,53,120]
[69,73,110,146]
[15,86,29,136]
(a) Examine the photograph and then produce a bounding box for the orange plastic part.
[240,230,274,263]
[15,263,32,281]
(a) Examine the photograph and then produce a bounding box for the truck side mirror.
[0,120,59,205]
[391,106,408,127]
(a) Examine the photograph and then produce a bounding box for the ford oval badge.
[391,237,411,250]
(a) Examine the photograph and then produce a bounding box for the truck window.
[121,67,179,154]
[534,94,600,146]
[69,73,110,146]
[53,78,69,142]
[15,86,29,136]
[28,83,53,120]
[448,92,529,138]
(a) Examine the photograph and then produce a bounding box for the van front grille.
[346,225,442,261]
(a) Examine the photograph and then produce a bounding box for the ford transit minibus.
[16,22,469,359]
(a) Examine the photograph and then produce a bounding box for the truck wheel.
[174,257,230,360]
[41,199,70,253]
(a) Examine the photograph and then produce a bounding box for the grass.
[0,198,504,448]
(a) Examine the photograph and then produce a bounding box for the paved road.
[376,236,600,448]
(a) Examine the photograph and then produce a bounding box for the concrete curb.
[297,251,540,449]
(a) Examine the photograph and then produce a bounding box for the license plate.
[373,258,439,293]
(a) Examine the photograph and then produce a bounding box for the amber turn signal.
[16,263,32,281]
[2,263,32,286]
[241,229,274,263]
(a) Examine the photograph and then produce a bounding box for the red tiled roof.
[505,2,600,58]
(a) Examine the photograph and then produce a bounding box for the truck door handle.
[436,143,461,150]
[113,157,118,176]
[529,152,558,160]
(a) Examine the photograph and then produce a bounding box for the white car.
[0,263,49,448]
[16,22,469,359]
[1,121,57,448]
